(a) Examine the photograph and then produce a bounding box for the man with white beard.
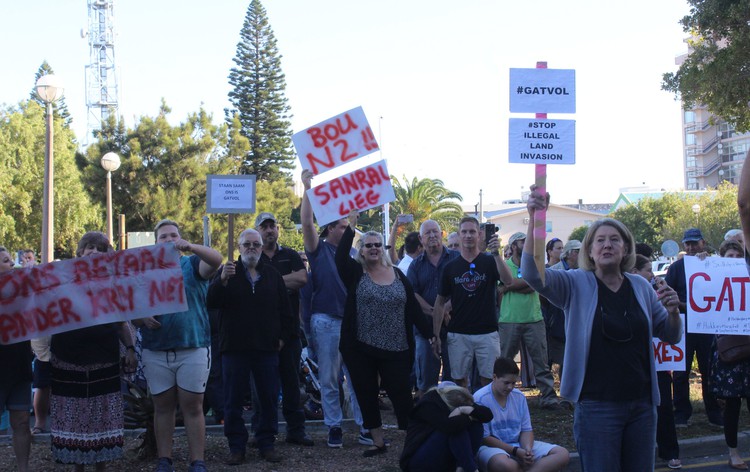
[207,229,294,465]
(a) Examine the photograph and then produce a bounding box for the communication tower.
[83,0,118,143]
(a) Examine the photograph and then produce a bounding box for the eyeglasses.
[600,305,632,343]
[448,243,460,248]
[469,263,476,276]
[364,242,383,249]
[240,242,262,249]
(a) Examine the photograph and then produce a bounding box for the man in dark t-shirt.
[433,217,513,388]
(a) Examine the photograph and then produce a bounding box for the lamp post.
[692,203,701,226]
[35,74,64,263]
[100,152,121,242]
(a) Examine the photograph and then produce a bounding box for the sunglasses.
[240,242,262,249]
[364,242,383,249]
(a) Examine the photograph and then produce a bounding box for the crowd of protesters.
[4,156,750,471]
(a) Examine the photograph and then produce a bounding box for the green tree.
[0,101,99,257]
[388,175,464,246]
[227,0,295,181]
[80,102,225,245]
[568,225,588,242]
[30,61,72,128]
[611,193,687,251]
[662,0,750,131]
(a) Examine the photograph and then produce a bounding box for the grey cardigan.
[521,253,682,405]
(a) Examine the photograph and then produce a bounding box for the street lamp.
[692,203,701,225]
[101,152,121,243]
[35,74,64,263]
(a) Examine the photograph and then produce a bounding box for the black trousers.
[342,346,413,430]
[656,371,679,460]
[673,333,721,423]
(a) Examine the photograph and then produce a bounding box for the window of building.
[684,111,695,123]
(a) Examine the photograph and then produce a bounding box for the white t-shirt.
[397,254,414,274]
[473,384,532,444]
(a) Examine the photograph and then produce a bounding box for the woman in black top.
[336,211,433,457]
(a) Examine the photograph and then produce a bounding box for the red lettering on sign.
[87,284,136,318]
[653,341,684,363]
[689,272,712,313]
[0,297,81,344]
[334,139,359,163]
[148,276,185,307]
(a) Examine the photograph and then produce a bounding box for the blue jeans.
[311,313,362,428]
[574,398,656,472]
[408,421,484,472]
[222,351,279,453]
[414,329,441,392]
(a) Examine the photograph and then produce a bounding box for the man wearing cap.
[550,240,581,271]
[255,212,313,446]
[498,232,560,409]
[665,228,723,427]
[300,169,365,449]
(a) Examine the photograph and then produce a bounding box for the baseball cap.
[508,232,526,245]
[682,228,704,243]
[562,240,582,258]
[254,212,277,228]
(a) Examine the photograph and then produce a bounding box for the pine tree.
[30,61,72,127]
[227,0,295,182]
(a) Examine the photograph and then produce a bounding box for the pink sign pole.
[534,61,548,283]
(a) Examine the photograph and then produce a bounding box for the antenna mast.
[84,0,119,143]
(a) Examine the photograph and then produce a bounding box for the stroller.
[299,347,324,420]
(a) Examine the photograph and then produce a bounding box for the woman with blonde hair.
[400,382,492,472]
[336,211,433,457]
[521,187,682,471]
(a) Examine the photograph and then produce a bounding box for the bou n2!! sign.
[293,106,379,176]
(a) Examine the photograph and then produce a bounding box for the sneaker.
[155,457,174,472]
[187,460,207,472]
[328,426,343,448]
[358,431,375,445]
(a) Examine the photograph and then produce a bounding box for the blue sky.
[1,0,690,205]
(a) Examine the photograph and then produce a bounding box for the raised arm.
[300,169,320,253]
[739,151,750,254]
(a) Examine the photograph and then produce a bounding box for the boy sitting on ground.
[473,357,569,472]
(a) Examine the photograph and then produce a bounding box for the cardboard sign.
[293,106,379,175]
[654,313,686,372]
[307,159,395,226]
[685,255,750,334]
[206,174,256,214]
[0,244,188,344]
[509,68,576,113]
[508,118,575,164]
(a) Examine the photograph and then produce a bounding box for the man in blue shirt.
[407,219,458,398]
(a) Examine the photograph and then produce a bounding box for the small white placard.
[508,118,575,165]
[509,68,576,113]
[654,313,686,372]
[206,175,256,214]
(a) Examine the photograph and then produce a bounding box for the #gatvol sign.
[509,68,576,114]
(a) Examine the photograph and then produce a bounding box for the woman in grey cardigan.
[520,186,682,472]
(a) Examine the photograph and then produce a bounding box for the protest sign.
[685,255,750,334]
[509,118,575,164]
[206,174,256,214]
[0,244,187,344]
[654,313,686,372]
[307,159,395,226]
[509,68,576,113]
[293,106,379,175]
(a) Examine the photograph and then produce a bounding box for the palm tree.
[390,175,464,238]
